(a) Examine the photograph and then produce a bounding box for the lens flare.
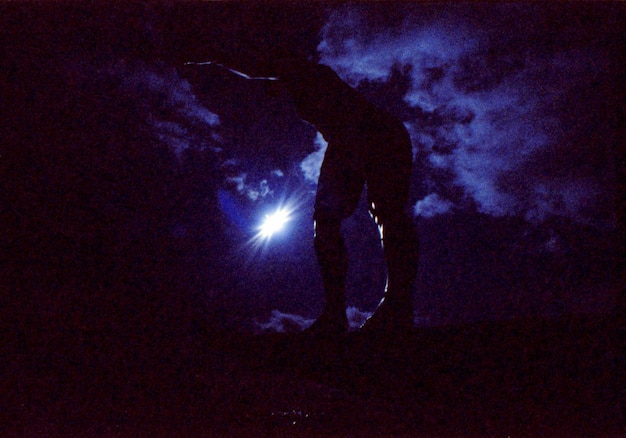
[244,196,302,255]
[259,208,291,238]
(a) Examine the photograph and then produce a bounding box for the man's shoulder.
[315,63,341,78]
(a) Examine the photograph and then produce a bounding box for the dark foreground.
[4,315,623,437]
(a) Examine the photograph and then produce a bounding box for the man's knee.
[369,202,409,227]
[313,217,348,274]
[314,217,342,249]
[374,209,418,252]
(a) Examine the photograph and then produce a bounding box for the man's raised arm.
[184,59,278,81]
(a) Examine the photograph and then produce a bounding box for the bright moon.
[258,208,291,238]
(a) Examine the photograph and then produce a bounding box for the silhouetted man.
[271,55,418,336]
[198,52,418,335]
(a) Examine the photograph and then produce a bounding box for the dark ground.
[3,314,623,437]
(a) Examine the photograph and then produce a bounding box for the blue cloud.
[316,4,612,224]
[255,306,374,333]
[300,132,328,185]
[414,193,454,218]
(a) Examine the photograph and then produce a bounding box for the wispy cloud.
[112,61,286,204]
[300,132,328,185]
[226,173,273,201]
[255,310,315,333]
[414,193,454,218]
[255,306,373,333]
[317,5,612,224]
[114,61,221,159]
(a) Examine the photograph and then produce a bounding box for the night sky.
[2,2,624,336]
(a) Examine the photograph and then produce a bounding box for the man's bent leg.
[362,118,417,332]
[362,208,418,332]
[305,218,349,335]
[307,141,364,336]
[382,212,419,313]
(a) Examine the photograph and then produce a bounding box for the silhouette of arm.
[184,60,279,81]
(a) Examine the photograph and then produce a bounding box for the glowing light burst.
[258,208,291,238]
[241,194,305,256]
[247,202,297,252]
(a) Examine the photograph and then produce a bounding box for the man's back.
[278,60,383,145]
